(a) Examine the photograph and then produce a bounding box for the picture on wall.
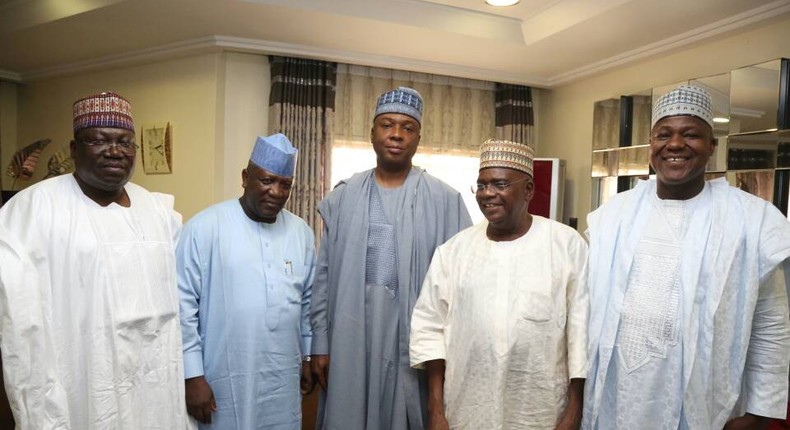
[141,122,172,174]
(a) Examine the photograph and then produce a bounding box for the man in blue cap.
[178,133,317,429]
[310,87,472,429]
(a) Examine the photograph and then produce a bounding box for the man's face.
[70,127,136,193]
[370,113,421,171]
[240,163,293,223]
[649,115,716,198]
[475,167,534,228]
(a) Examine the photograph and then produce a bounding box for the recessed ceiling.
[0,0,788,87]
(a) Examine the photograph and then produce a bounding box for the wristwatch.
[303,356,312,362]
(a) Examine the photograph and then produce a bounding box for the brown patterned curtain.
[268,56,337,238]
[495,83,534,146]
[335,64,495,155]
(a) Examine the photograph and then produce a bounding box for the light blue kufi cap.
[374,87,423,124]
[250,133,298,177]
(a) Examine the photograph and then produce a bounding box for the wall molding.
[13,0,790,88]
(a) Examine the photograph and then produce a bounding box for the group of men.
[0,83,787,430]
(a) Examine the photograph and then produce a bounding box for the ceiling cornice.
[548,0,790,86]
[13,0,790,88]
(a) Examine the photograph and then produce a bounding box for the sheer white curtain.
[334,64,496,155]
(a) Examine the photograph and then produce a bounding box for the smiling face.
[476,167,534,240]
[370,113,421,172]
[240,162,293,223]
[70,127,136,195]
[649,115,716,200]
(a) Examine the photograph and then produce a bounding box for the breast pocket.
[264,263,309,330]
[515,278,554,323]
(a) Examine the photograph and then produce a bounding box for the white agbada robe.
[410,217,589,430]
[584,179,790,429]
[0,175,190,429]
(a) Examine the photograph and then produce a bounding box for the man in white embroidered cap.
[178,133,317,428]
[583,84,790,429]
[310,87,472,429]
[0,92,189,429]
[409,138,590,430]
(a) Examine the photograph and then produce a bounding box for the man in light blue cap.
[311,87,472,429]
[178,133,317,429]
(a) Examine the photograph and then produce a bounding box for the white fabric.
[599,194,707,429]
[584,178,790,429]
[410,217,589,430]
[0,175,190,429]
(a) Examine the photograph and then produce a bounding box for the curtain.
[495,83,534,146]
[334,64,495,155]
[268,56,337,238]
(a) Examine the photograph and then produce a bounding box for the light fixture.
[486,0,520,6]
[712,117,730,123]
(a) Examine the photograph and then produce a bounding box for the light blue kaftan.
[178,199,316,429]
[584,178,790,429]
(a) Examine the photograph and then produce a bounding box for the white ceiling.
[0,0,788,87]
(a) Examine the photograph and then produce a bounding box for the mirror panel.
[592,98,620,150]
[730,59,781,133]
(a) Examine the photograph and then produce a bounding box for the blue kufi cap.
[375,87,423,124]
[250,133,298,177]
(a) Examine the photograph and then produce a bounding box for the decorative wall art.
[141,122,172,174]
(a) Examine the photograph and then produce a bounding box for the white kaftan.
[410,217,589,430]
[0,175,189,429]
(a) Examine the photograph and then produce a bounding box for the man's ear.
[241,168,248,188]
[524,176,535,202]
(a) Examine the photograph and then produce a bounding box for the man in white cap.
[583,84,790,429]
[178,133,316,429]
[410,139,589,430]
[310,87,472,429]
[0,92,189,428]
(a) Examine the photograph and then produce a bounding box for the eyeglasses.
[471,177,530,194]
[79,139,138,155]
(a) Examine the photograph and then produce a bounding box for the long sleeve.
[565,234,590,380]
[743,263,790,419]
[410,246,451,369]
[301,237,317,357]
[310,223,331,355]
[176,223,205,379]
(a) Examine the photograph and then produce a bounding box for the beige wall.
[9,52,272,220]
[539,16,790,231]
[220,53,271,201]
[0,81,18,195]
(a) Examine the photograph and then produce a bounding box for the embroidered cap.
[479,139,535,177]
[651,84,713,130]
[73,92,134,134]
[374,87,423,125]
[250,133,298,177]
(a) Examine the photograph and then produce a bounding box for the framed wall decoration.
[141,122,173,174]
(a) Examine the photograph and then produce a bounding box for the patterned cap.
[651,84,713,129]
[374,87,423,124]
[250,133,298,177]
[73,92,134,134]
[479,139,534,177]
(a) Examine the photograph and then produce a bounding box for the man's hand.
[428,412,451,430]
[555,378,584,430]
[185,376,217,424]
[300,361,316,395]
[723,413,769,430]
[311,354,330,391]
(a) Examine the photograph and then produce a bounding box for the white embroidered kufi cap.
[651,84,713,129]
